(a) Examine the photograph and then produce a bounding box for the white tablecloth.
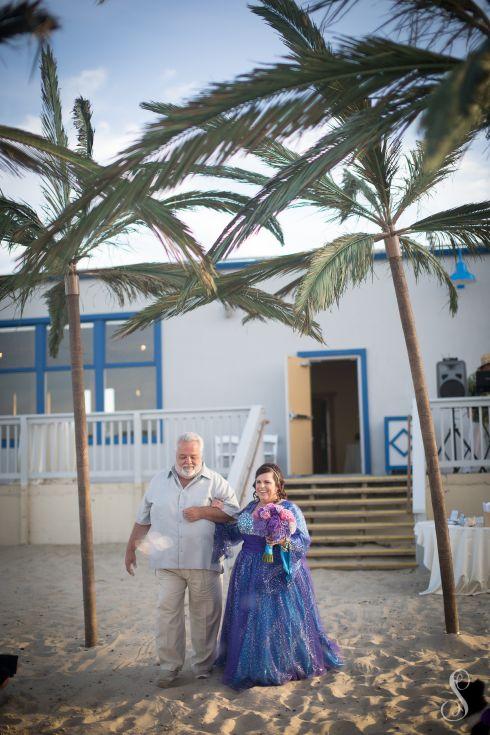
[414,520,490,595]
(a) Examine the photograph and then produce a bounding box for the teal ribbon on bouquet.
[262,540,292,580]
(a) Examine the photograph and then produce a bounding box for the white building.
[1,248,489,557]
[1,249,489,478]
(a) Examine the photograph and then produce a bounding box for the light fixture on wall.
[135,388,141,397]
[0,351,3,359]
[140,344,147,352]
[449,248,476,290]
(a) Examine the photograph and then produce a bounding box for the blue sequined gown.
[213,499,345,690]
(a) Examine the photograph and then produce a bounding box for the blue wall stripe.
[93,320,105,413]
[35,324,46,413]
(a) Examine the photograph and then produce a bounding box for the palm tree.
[99,1,490,636]
[118,140,490,638]
[0,45,294,647]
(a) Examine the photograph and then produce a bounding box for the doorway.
[286,349,371,475]
[310,360,360,474]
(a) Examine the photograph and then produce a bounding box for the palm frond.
[405,201,490,251]
[40,45,71,219]
[0,1,59,45]
[251,0,327,58]
[420,38,489,173]
[399,236,458,315]
[84,262,192,306]
[383,0,490,48]
[44,280,67,357]
[113,281,324,343]
[161,189,284,245]
[0,194,46,248]
[72,97,94,160]
[0,124,98,175]
[208,112,390,262]
[393,139,468,220]
[294,233,375,314]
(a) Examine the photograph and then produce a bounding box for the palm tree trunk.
[384,234,459,634]
[65,262,98,647]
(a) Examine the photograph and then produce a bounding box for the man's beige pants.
[155,568,223,676]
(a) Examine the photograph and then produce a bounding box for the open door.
[286,356,313,475]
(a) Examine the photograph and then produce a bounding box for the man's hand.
[183,506,204,522]
[125,547,137,575]
[266,536,288,547]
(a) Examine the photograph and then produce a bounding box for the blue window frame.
[0,312,163,414]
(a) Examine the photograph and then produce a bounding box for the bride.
[213,463,344,690]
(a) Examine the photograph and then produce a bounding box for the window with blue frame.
[0,315,162,415]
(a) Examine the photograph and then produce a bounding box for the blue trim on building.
[384,415,409,474]
[212,246,488,271]
[35,324,46,413]
[0,312,163,415]
[297,348,372,475]
[93,320,105,412]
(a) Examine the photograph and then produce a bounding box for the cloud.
[161,68,177,81]
[161,81,199,104]
[17,114,43,135]
[64,67,108,98]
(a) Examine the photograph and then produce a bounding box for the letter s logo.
[440,669,470,722]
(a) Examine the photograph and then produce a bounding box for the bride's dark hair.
[252,463,287,501]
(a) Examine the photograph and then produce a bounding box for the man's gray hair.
[177,432,204,452]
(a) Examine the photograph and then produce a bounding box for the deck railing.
[0,406,262,486]
[411,396,490,513]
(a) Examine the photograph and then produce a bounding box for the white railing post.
[411,397,426,515]
[19,415,28,489]
[133,412,142,485]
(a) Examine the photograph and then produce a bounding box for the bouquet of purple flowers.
[252,503,297,563]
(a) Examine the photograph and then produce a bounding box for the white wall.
[1,252,489,475]
[0,482,145,545]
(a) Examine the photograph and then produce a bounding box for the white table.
[414,520,490,595]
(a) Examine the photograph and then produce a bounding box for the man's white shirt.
[135,463,240,572]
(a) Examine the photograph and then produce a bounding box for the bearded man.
[124,432,240,687]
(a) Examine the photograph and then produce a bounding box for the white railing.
[0,406,257,486]
[411,396,490,513]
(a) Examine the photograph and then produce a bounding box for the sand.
[0,544,488,735]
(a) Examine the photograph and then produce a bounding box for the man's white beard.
[176,463,202,479]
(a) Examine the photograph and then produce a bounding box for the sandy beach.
[0,544,488,735]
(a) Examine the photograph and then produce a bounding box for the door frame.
[295,348,372,475]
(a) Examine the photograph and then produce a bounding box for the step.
[295,497,407,507]
[307,559,418,570]
[285,475,406,486]
[309,534,415,544]
[303,509,412,518]
[306,521,414,531]
[286,486,408,496]
[307,546,415,558]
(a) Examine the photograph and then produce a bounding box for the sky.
[1,0,488,274]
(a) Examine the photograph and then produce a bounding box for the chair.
[263,434,278,464]
[214,434,239,477]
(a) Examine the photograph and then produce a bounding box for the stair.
[285,474,417,570]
